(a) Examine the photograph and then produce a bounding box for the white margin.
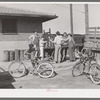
[0,2,99,98]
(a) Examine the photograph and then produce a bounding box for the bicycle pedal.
[29,71,34,74]
[33,73,38,76]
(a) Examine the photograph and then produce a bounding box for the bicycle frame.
[79,53,96,73]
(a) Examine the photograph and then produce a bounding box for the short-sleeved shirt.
[61,36,68,46]
[54,35,62,45]
[29,35,36,44]
[40,39,45,47]
[68,37,75,48]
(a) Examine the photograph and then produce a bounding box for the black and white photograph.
[0,2,100,91]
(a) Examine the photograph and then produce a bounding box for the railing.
[85,27,100,49]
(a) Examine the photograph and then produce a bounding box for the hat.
[56,31,60,35]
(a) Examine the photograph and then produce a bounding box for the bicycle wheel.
[8,61,26,78]
[72,61,84,77]
[51,51,54,60]
[0,67,5,72]
[89,63,100,85]
[37,62,54,78]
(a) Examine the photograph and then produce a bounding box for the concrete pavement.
[0,60,100,89]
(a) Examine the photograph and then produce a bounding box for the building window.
[2,18,17,35]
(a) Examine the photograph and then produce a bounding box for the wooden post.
[85,4,89,35]
[43,30,45,34]
[70,4,74,36]
[49,28,51,34]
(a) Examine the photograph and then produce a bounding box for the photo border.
[0,1,99,98]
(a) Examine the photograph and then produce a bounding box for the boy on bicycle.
[24,44,35,59]
[28,31,39,59]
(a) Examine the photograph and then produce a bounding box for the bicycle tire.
[89,63,100,85]
[72,61,84,77]
[8,61,26,78]
[51,51,54,60]
[0,67,5,72]
[37,62,54,78]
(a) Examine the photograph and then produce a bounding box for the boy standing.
[39,36,47,60]
[50,31,62,63]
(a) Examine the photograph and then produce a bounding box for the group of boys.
[27,30,75,63]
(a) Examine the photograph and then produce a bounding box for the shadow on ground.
[0,71,15,88]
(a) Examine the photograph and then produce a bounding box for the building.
[0,6,57,61]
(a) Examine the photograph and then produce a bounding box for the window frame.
[2,18,18,35]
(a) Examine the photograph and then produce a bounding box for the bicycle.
[8,50,54,78]
[72,48,100,85]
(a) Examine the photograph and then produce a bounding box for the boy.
[39,36,47,60]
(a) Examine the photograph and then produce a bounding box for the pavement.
[0,60,76,88]
[0,60,100,89]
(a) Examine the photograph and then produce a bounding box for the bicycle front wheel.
[89,63,100,85]
[8,61,26,78]
[37,62,54,78]
[72,61,84,77]
[0,67,5,72]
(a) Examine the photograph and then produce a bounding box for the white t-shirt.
[40,39,44,47]
[40,38,46,47]
[28,35,35,44]
[54,35,62,45]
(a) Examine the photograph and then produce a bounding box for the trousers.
[54,45,61,63]
[40,46,44,60]
[68,47,75,61]
[61,47,68,61]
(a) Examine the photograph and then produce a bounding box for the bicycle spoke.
[90,63,100,84]
[8,61,26,78]
[37,62,54,78]
[72,62,84,77]
[40,70,52,76]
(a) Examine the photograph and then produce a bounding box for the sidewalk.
[53,60,77,71]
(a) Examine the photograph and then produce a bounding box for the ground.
[0,60,100,89]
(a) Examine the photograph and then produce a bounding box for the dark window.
[2,18,17,35]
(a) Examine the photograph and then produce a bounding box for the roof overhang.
[0,6,58,22]
[0,13,58,22]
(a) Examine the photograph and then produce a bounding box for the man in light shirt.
[28,31,38,45]
[50,31,62,63]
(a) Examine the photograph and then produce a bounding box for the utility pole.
[70,4,74,35]
[85,4,89,34]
